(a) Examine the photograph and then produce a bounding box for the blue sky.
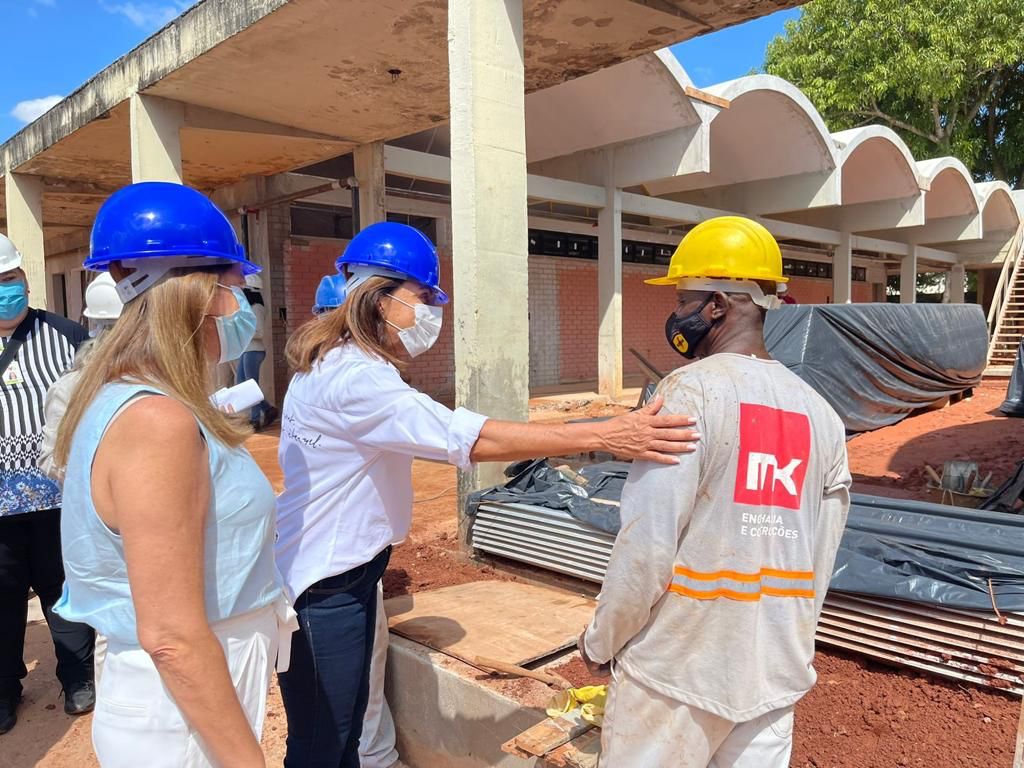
[670,8,802,87]
[0,2,799,143]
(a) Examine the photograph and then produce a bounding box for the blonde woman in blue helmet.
[53,182,295,768]
[276,222,702,767]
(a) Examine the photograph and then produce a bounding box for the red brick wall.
[406,251,455,403]
[786,277,873,305]
[283,238,348,335]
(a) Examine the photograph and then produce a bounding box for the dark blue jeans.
[279,546,391,768]
[235,350,270,426]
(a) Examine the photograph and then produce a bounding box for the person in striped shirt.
[581,218,851,768]
[0,234,95,734]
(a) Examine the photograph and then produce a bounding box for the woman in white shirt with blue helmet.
[275,222,699,768]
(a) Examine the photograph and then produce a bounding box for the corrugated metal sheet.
[471,501,1024,694]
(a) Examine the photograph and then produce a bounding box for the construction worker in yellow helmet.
[579,216,852,768]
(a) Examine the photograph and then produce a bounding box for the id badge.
[2,361,24,387]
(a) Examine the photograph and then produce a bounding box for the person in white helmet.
[39,273,124,483]
[237,273,278,430]
[0,233,95,734]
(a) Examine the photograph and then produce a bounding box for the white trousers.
[359,582,400,768]
[91,604,279,768]
[600,669,794,768]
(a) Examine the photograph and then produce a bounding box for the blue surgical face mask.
[0,282,28,322]
[214,285,257,364]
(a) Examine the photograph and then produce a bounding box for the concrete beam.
[385,144,604,208]
[948,263,966,303]
[839,195,924,232]
[868,212,983,245]
[834,232,852,304]
[608,124,707,189]
[354,141,386,227]
[687,170,839,217]
[130,93,184,182]
[900,247,918,304]
[4,173,47,303]
[448,0,530,504]
[0,0,290,176]
[598,152,623,399]
[621,192,843,246]
[182,103,347,142]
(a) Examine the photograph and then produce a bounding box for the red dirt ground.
[9,381,1022,767]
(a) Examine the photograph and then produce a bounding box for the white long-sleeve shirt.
[275,343,487,602]
[585,353,851,722]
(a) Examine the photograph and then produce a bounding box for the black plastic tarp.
[467,459,630,534]
[763,304,988,433]
[471,461,1024,612]
[1000,338,1024,417]
[831,494,1024,611]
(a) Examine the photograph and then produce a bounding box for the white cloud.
[102,2,190,30]
[11,95,63,124]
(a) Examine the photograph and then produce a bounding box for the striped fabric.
[668,565,815,601]
[1,314,79,516]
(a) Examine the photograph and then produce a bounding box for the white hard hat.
[244,273,263,290]
[83,273,124,321]
[0,234,23,274]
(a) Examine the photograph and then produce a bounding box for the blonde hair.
[286,275,403,373]
[54,269,250,467]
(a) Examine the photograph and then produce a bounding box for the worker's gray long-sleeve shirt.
[585,353,851,722]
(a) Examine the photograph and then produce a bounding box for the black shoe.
[63,680,95,716]
[261,406,279,431]
[0,694,20,734]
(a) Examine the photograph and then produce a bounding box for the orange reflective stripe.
[759,567,815,581]
[668,584,762,602]
[673,566,814,582]
[761,586,816,599]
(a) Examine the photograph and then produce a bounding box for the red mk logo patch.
[734,403,811,510]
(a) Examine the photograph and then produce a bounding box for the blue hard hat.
[312,273,348,315]
[335,221,447,304]
[86,181,259,275]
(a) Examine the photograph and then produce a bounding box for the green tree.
[764,0,1024,185]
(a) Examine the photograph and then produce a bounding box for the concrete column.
[353,141,386,228]
[833,232,853,304]
[130,93,184,182]
[5,173,47,305]
[448,0,530,512]
[948,264,966,304]
[598,151,623,398]
[900,247,918,304]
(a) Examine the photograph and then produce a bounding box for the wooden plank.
[541,728,603,768]
[513,712,594,758]
[385,581,596,668]
[683,85,730,110]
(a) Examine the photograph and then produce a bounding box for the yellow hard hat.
[646,216,788,286]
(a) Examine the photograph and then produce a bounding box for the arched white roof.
[976,181,1020,233]
[657,74,836,194]
[917,158,980,219]
[525,52,700,163]
[833,126,922,204]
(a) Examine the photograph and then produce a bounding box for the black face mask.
[665,295,715,359]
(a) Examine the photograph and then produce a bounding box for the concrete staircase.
[987,229,1024,376]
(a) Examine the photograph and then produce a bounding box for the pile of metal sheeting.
[471,496,1024,694]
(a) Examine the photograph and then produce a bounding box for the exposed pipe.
[238,179,344,214]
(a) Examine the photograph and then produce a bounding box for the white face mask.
[385,294,443,358]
